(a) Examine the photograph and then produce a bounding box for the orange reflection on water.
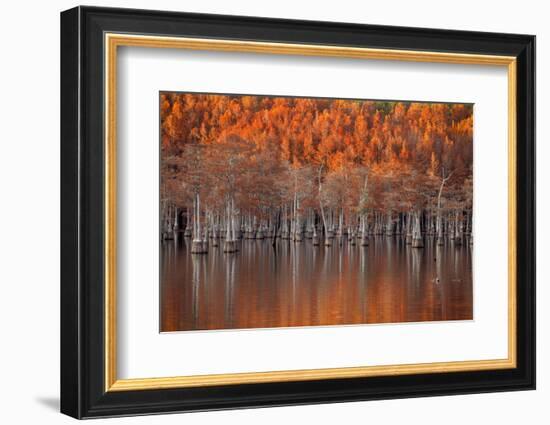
[160,236,472,332]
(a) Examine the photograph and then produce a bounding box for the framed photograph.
[60,6,535,419]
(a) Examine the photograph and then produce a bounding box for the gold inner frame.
[104,33,517,392]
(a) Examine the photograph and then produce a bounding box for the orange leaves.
[160,93,473,192]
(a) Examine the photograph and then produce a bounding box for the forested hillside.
[160,93,473,252]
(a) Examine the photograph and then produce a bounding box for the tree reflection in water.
[160,236,472,332]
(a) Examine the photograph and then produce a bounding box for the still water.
[160,236,473,332]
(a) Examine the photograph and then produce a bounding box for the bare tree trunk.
[436,170,452,246]
[201,208,209,253]
[191,193,204,253]
[318,165,331,246]
[454,210,462,245]
[223,196,238,253]
[212,212,219,247]
[412,211,424,248]
[385,212,394,236]
[336,208,342,238]
[360,214,369,246]
[272,208,281,248]
[173,206,179,233]
[236,201,240,241]
[405,211,413,244]
[183,206,191,237]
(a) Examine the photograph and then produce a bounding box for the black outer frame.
[60,6,535,419]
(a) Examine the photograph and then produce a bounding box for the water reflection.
[160,236,473,332]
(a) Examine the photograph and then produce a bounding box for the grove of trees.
[160,93,473,253]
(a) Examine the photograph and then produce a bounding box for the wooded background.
[160,93,473,251]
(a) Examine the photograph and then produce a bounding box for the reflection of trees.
[411,248,421,289]
[163,227,472,330]
[310,243,321,324]
[224,253,236,328]
[291,242,300,317]
[384,234,394,266]
[453,243,461,276]
[435,245,443,284]
[359,244,368,318]
[191,254,201,326]
[436,244,446,320]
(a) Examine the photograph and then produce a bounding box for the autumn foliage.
[160,92,473,248]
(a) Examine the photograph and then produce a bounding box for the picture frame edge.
[60,6,536,419]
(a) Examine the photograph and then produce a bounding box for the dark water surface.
[160,236,473,332]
